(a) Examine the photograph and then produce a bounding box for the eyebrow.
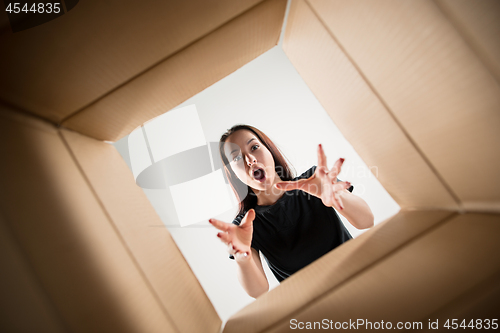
[229,138,256,155]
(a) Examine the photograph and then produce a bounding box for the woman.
[209,125,374,298]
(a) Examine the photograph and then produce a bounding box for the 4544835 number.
[444,319,498,330]
[5,2,61,14]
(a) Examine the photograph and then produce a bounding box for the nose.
[245,153,257,166]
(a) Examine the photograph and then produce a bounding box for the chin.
[260,180,275,191]
[251,184,266,191]
[249,181,268,192]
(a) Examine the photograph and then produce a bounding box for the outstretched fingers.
[321,179,350,210]
[209,218,230,232]
[209,218,233,246]
[333,181,351,192]
[317,144,329,177]
[327,157,345,181]
[227,242,237,255]
[216,230,232,245]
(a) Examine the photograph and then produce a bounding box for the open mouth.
[253,168,266,182]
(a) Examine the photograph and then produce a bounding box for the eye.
[233,154,242,162]
[251,144,259,151]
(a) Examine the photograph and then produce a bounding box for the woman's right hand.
[209,209,255,262]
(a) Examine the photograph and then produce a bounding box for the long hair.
[219,125,295,217]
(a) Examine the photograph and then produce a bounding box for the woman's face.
[224,129,277,191]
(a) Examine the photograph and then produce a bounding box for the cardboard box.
[1,0,498,331]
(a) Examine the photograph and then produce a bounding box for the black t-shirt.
[229,165,353,282]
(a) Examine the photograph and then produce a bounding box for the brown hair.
[219,124,295,217]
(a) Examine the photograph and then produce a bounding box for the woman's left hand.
[275,144,351,211]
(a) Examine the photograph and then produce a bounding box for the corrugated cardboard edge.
[264,213,500,333]
[301,0,500,211]
[223,210,455,332]
[0,0,264,123]
[60,127,223,333]
[282,0,460,210]
[61,0,287,142]
[223,212,500,332]
[0,108,178,332]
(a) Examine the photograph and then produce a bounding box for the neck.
[253,172,286,206]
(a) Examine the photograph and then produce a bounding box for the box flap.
[60,127,222,333]
[283,0,500,211]
[224,209,454,332]
[224,211,500,332]
[0,0,263,122]
[61,0,287,141]
[0,108,178,332]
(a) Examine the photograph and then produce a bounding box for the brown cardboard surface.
[424,270,500,327]
[223,210,454,332]
[0,214,65,332]
[303,0,500,211]
[264,213,500,332]
[2,0,500,331]
[60,128,222,333]
[0,108,178,332]
[434,0,500,84]
[62,0,287,142]
[283,0,459,210]
[0,0,262,123]
[224,213,499,333]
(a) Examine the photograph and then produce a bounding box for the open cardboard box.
[1,0,499,331]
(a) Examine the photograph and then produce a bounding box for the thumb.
[240,209,255,227]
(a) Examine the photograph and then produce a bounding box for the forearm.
[337,190,374,229]
[236,254,269,298]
